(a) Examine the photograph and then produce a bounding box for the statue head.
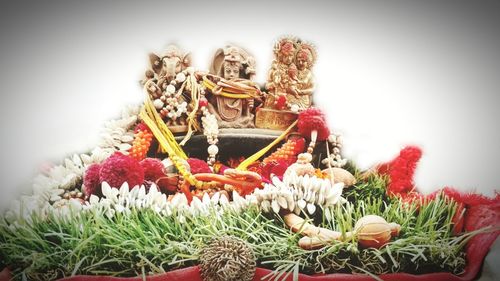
[148,44,191,83]
[210,45,256,80]
[160,45,191,80]
[296,43,316,70]
[222,47,242,80]
[275,38,296,65]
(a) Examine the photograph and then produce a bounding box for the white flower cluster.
[201,109,219,165]
[80,182,249,223]
[202,111,219,139]
[6,172,345,227]
[252,172,345,216]
[153,69,194,120]
[4,105,140,224]
[322,134,348,168]
[97,105,139,155]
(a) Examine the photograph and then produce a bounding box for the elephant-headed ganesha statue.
[141,45,194,132]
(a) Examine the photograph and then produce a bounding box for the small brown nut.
[322,168,356,187]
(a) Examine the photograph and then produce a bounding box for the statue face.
[223,62,240,80]
[296,56,309,70]
[278,52,294,65]
[277,41,296,65]
[162,56,182,79]
[296,50,312,70]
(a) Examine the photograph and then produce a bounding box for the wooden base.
[255,108,297,131]
[169,125,188,134]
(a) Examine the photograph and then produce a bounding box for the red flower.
[274,95,287,110]
[297,107,330,141]
[134,122,151,134]
[187,158,212,174]
[261,160,290,182]
[83,163,102,198]
[198,97,209,108]
[99,152,145,188]
[379,146,422,196]
[140,158,165,182]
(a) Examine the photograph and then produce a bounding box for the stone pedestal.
[255,108,297,130]
[169,125,188,134]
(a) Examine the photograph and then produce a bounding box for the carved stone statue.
[204,45,261,128]
[264,37,298,109]
[289,42,316,109]
[141,45,193,132]
[263,37,316,110]
[255,37,316,131]
[147,45,191,90]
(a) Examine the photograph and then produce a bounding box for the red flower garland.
[378,146,500,235]
[377,146,422,196]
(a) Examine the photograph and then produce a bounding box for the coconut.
[354,215,400,249]
[322,167,357,187]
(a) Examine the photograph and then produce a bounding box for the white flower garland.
[6,170,347,229]
[253,172,345,216]
[201,108,219,166]
[8,169,346,229]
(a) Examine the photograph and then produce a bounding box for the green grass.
[342,171,392,204]
[0,175,479,281]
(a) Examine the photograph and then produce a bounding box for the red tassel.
[297,108,330,141]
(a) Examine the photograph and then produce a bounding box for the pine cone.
[199,236,256,281]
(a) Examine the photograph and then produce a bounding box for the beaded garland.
[150,69,190,120]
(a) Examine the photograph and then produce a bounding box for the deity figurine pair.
[264,37,316,111]
[141,36,316,132]
[254,37,317,130]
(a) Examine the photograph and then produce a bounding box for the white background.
[0,0,499,210]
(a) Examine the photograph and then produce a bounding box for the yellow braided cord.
[140,106,200,187]
[202,78,252,99]
[142,96,188,159]
[180,74,201,146]
[236,120,298,171]
[139,107,174,157]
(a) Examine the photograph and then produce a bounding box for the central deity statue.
[255,37,317,130]
[264,37,316,110]
[203,45,261,128]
